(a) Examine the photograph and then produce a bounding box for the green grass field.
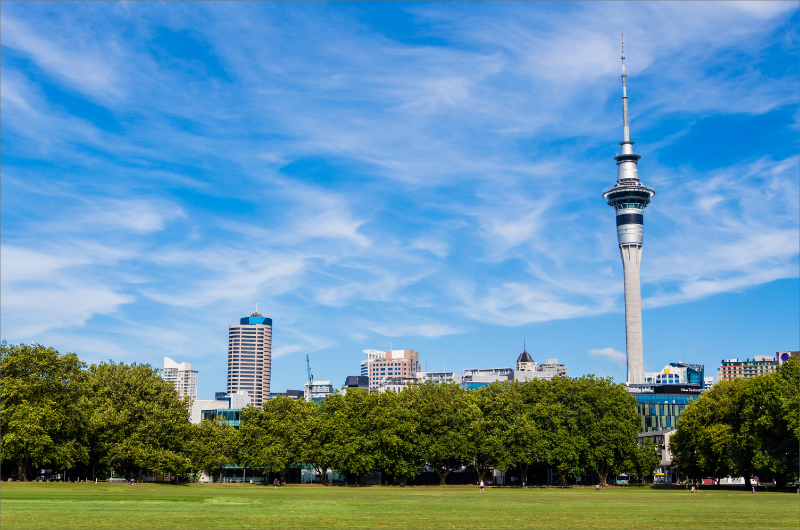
[1,482,797,529]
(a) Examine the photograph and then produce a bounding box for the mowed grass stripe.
[1,483,796,529]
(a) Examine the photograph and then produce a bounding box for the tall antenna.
[305,351,313,384]
[621,32,630,142]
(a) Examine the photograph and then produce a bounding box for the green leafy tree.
[742,358,799,486]
[370,388,425,485]
[1,342,88,481]
[239,396,310,482]
[580,376,641,486]
[303,398,337,485]
[542,378,589,487]
[623,440,660,484]
[326,389,378,485]
[468,383,510,483]
[672,378,753,486]
[414,381,474,485]
[87,361,190,480]
[185,418,239,482]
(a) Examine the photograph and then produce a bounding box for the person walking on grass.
[480,480,485,494]
[274,478,280,490]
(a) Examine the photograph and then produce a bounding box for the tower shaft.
[620,244,644,384]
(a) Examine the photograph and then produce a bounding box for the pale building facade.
[378,376,418,393]
[162,357,198,401]
[512,349,567,382]
[227,311,272,408]
[304,380,334,401]
[415,371,463,384]
[365,349,421,390]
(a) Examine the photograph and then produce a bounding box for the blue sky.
[2,1,798,398]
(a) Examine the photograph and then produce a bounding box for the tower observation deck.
[602,34,655,385]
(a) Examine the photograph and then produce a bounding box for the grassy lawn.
[1,482,797,529]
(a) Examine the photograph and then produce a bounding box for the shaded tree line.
[3,342,659,484]
[671,357,798,487]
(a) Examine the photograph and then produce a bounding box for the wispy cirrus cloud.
[1,2,796,395]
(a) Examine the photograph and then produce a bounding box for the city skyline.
[1,3,798,399]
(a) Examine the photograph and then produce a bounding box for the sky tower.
[602,34,655,385]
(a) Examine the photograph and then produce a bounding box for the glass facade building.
[200,409,243,429]
[628,384,702,432]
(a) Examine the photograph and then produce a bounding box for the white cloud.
[588,347,626,365]
[0,15,120,99]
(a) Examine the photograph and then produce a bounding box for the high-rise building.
[717,356,780,381]
[162,357,198,400]
[227,311,272,408]
[602,35,655,385]
[364,349,421,390]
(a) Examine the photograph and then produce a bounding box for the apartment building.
[717,356,779,381]
[162,357,198,400]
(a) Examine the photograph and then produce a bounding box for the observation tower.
[602,34,655,385]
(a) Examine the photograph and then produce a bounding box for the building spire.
[621,32,630,142]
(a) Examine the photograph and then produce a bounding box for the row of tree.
[236,375,660,486]
[2,342,658,485]
[671,357,798,487]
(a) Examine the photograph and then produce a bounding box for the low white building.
[378,376,417,393]
[305,380,334,401]
[190,390,251,424]
[416,371,462,384]
[162,357,198,401]
[462,367,513,382]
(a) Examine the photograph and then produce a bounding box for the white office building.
[416,371,463,384]
[305,380,334,401]
[162,357,198,401]
[378,376,418,393]
[189,390,251,424]
[227,311,272,408]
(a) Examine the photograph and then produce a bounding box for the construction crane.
[305,351,313,384]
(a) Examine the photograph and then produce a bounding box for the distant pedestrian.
[480,480,485,493]
[752,487,755,493]
[691,485,695,493]
[596,485,599,491]
[274,478,279,490]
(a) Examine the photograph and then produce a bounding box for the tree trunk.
[558,468,568,488]
[744,475,751,488]
[436,468,451,486]
[596,462,609,487]
[358,473,366,486]
[17,457,29,482]
[520,464,529,487]
[400,475,408,487]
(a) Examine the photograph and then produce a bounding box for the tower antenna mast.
[621,32,630,142]
[306,351,313,384]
